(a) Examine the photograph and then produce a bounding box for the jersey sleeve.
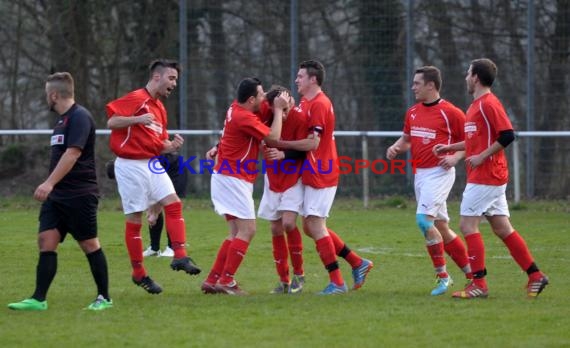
[66,112,92,150]
[105,92,145,118]
[482,100,513,135]
[308,101,328,136]
[448,106,466,142]
[403,110,412,135]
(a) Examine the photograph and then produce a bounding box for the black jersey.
[49,104,99,200]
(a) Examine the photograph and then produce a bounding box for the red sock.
[219,238,249,285]
[163,201,187,258]
[444,236,472,279]
[286,227,304,275]
[206,239,231,284]
[426,242,448,278]
[465,233,487,288]
[503,231,535,272]
[315,236,344,286]
[272,235,290,283]
[328,228,362,268]
[125,221,146,280]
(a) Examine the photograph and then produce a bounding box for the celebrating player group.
[8,57,547,312]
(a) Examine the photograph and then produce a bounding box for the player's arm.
[386,134,411,160]
[466,130,514,168]
[271,132,320,151]
[264,147,306,161]
[107,113,155,129]
[34,147,82,201]
[263,92,289,142]
[433,141,465,156]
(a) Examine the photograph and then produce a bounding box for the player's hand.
[34,182,53,202]
[466,154,485,168]
[433,144,448,157]
[171,134,184,150]
[137,113,155,125]
[439,155,459,170]
[386,145,399,160]
[206,145,218,160]
[273,91,290,111]
[265,147,285,161]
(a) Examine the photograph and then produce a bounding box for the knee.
[282,221,297,233]
[416,214,434,237]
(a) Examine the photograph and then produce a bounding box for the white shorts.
[414,166,455,221]
[115,157,176,215]
[460,183,510,217]
[258,176,304,221]
[302,185,337,218]
[211,173,255,219]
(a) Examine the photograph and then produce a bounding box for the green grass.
[0,198,569,347]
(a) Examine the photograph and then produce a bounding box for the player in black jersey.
[8,72,112,311]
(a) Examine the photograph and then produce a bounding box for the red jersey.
[464,93,513,185]
[403,99,465,168]
[106,89,168,159]
[266,107,307,192]
[215,102,271,183]
[300,92,339,188]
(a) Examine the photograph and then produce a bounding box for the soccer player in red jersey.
[106,59,200,294]
[387,66,472,296]
[257,86,307,294]
[272,60,373,294]
[435,58,549,299]
[202,77,289,295]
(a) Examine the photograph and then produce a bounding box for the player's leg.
[69,194,112,310]
[435,219,472,280]
[415,168,453,295]
[303,186,347,294]
[144,204,163,257]
[8,199,61,311]
[159,193,201,275]
[486,213,549,298]
[79,237,112,310]
[115,158,162,292]
[202,218,236,294]
[279,182,305,292]
[215,218,255,295]
[270,218,291,293]
[282,212,305,293]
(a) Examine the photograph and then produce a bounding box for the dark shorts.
[39,195,98,242]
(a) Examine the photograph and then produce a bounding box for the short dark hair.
[237,77,262,103]
[46,72,74,98]
[299,60,325,86]
[149,59,181,77]
[415,66,442,91]
[266,85,290,106]
[470,58,497,87]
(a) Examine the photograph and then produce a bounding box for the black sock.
[338,245,350,259]
[86,248,110,300]
[32,251,58,301]
[526,262,539,275]
[149,213,164,251]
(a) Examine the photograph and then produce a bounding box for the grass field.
[0,198,569,347]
